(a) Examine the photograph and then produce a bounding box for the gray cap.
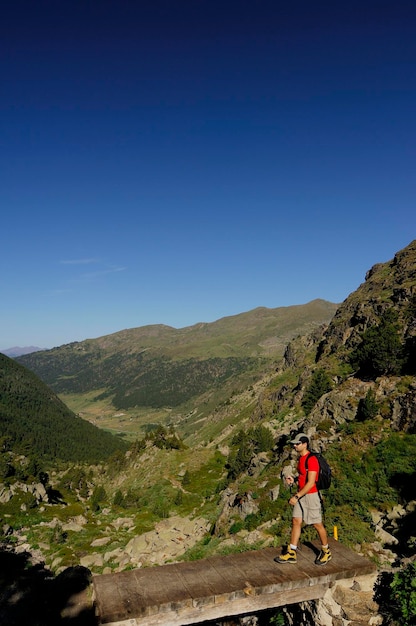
[290,433,309,444]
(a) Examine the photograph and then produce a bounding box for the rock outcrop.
[318,239,416,359]
[316,573,382,626]
[80,515,211,571]
[0,481,49,505]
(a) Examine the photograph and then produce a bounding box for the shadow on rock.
[0,547,97,626]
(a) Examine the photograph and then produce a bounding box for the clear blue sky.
[1,0,415,349]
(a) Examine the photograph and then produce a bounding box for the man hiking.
[275,433,332,566]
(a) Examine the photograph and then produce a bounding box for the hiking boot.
[315,546,332,566]
[274,546,297,564]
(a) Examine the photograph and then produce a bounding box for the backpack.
[305,451,332,490]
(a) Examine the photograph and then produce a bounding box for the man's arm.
[289,470,317,505]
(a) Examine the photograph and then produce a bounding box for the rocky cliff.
[317,239,416,359]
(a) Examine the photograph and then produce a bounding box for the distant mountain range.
[1,346,44,357]
[17,299,338,413]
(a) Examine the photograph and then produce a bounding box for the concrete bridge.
[89,539,376,626]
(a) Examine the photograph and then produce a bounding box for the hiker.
[275,433,332,566]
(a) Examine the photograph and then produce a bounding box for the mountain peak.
[1,346,44,357]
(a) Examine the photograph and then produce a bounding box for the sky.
[1,0,416,350]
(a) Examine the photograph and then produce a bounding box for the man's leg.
[275,517,302,564]
[313,522,328,546]
[290,516,303,547]
[313,522,332,565]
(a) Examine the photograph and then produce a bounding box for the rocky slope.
[318,239,416,358]
[2,241,416,626]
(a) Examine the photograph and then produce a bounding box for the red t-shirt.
[298,452,319,493]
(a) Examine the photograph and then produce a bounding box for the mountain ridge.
[1,346,43,357]
[316,239,416,361]
[17,299,338,419]
[1,240,416,624]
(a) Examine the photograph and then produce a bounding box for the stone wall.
[314,573,382,626]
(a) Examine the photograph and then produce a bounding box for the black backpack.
[305,451,332,490]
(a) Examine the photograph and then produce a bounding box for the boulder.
[374,526,398,546]
[248,452,270,477]
[319,573,381,626]
[80,553,104,568]
[91,537,112,547]
[111,517,135,530]
[269,485,280,501]
[124,515,210,567]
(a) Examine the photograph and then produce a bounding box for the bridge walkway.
[92,539,376,626]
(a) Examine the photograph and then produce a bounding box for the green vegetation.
[0,354,127,462]
[390,562,416,625]
[17,301,337,419]
[0,451,49,486]
[350,309,404,378]
[3,243,416,623]
[110,356,262,408]
[316,428,416,545]
[301,368,332,415]
[376,562,416,626]
[146,425,186,450]
[227,425,275,479]
[356,388,379,422]
[91,485,107,512]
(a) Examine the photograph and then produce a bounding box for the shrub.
[182,470,191,486]
[356,389,379,422]
[391,562,416,624]
[174,490,183,505]
[350,309,404,378]
[316,419,333,434]
[227,426,275,479]
[229,520,244,534]
[50,523,67,545]
[376,563,416,626]
[244,513,261,531]
[123,488,141,508]
[227,441,252,479]
[252,425,274,452]
[113,490,125,507]
[0,456,15,480]
[152,499,170,519]
[90,485,107,512]
[301,369,332,415]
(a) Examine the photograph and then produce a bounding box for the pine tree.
[302,369,332,415]
[357,389,379,421]
[351,309,404,378]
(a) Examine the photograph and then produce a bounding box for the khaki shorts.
[293,492,322,525]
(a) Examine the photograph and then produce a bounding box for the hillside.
[317,238,416,363]
[184,239,416,564]
[1,242,416,626]
[16,299,337,435]
[245,240,416,550]
[0,353,128,462]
